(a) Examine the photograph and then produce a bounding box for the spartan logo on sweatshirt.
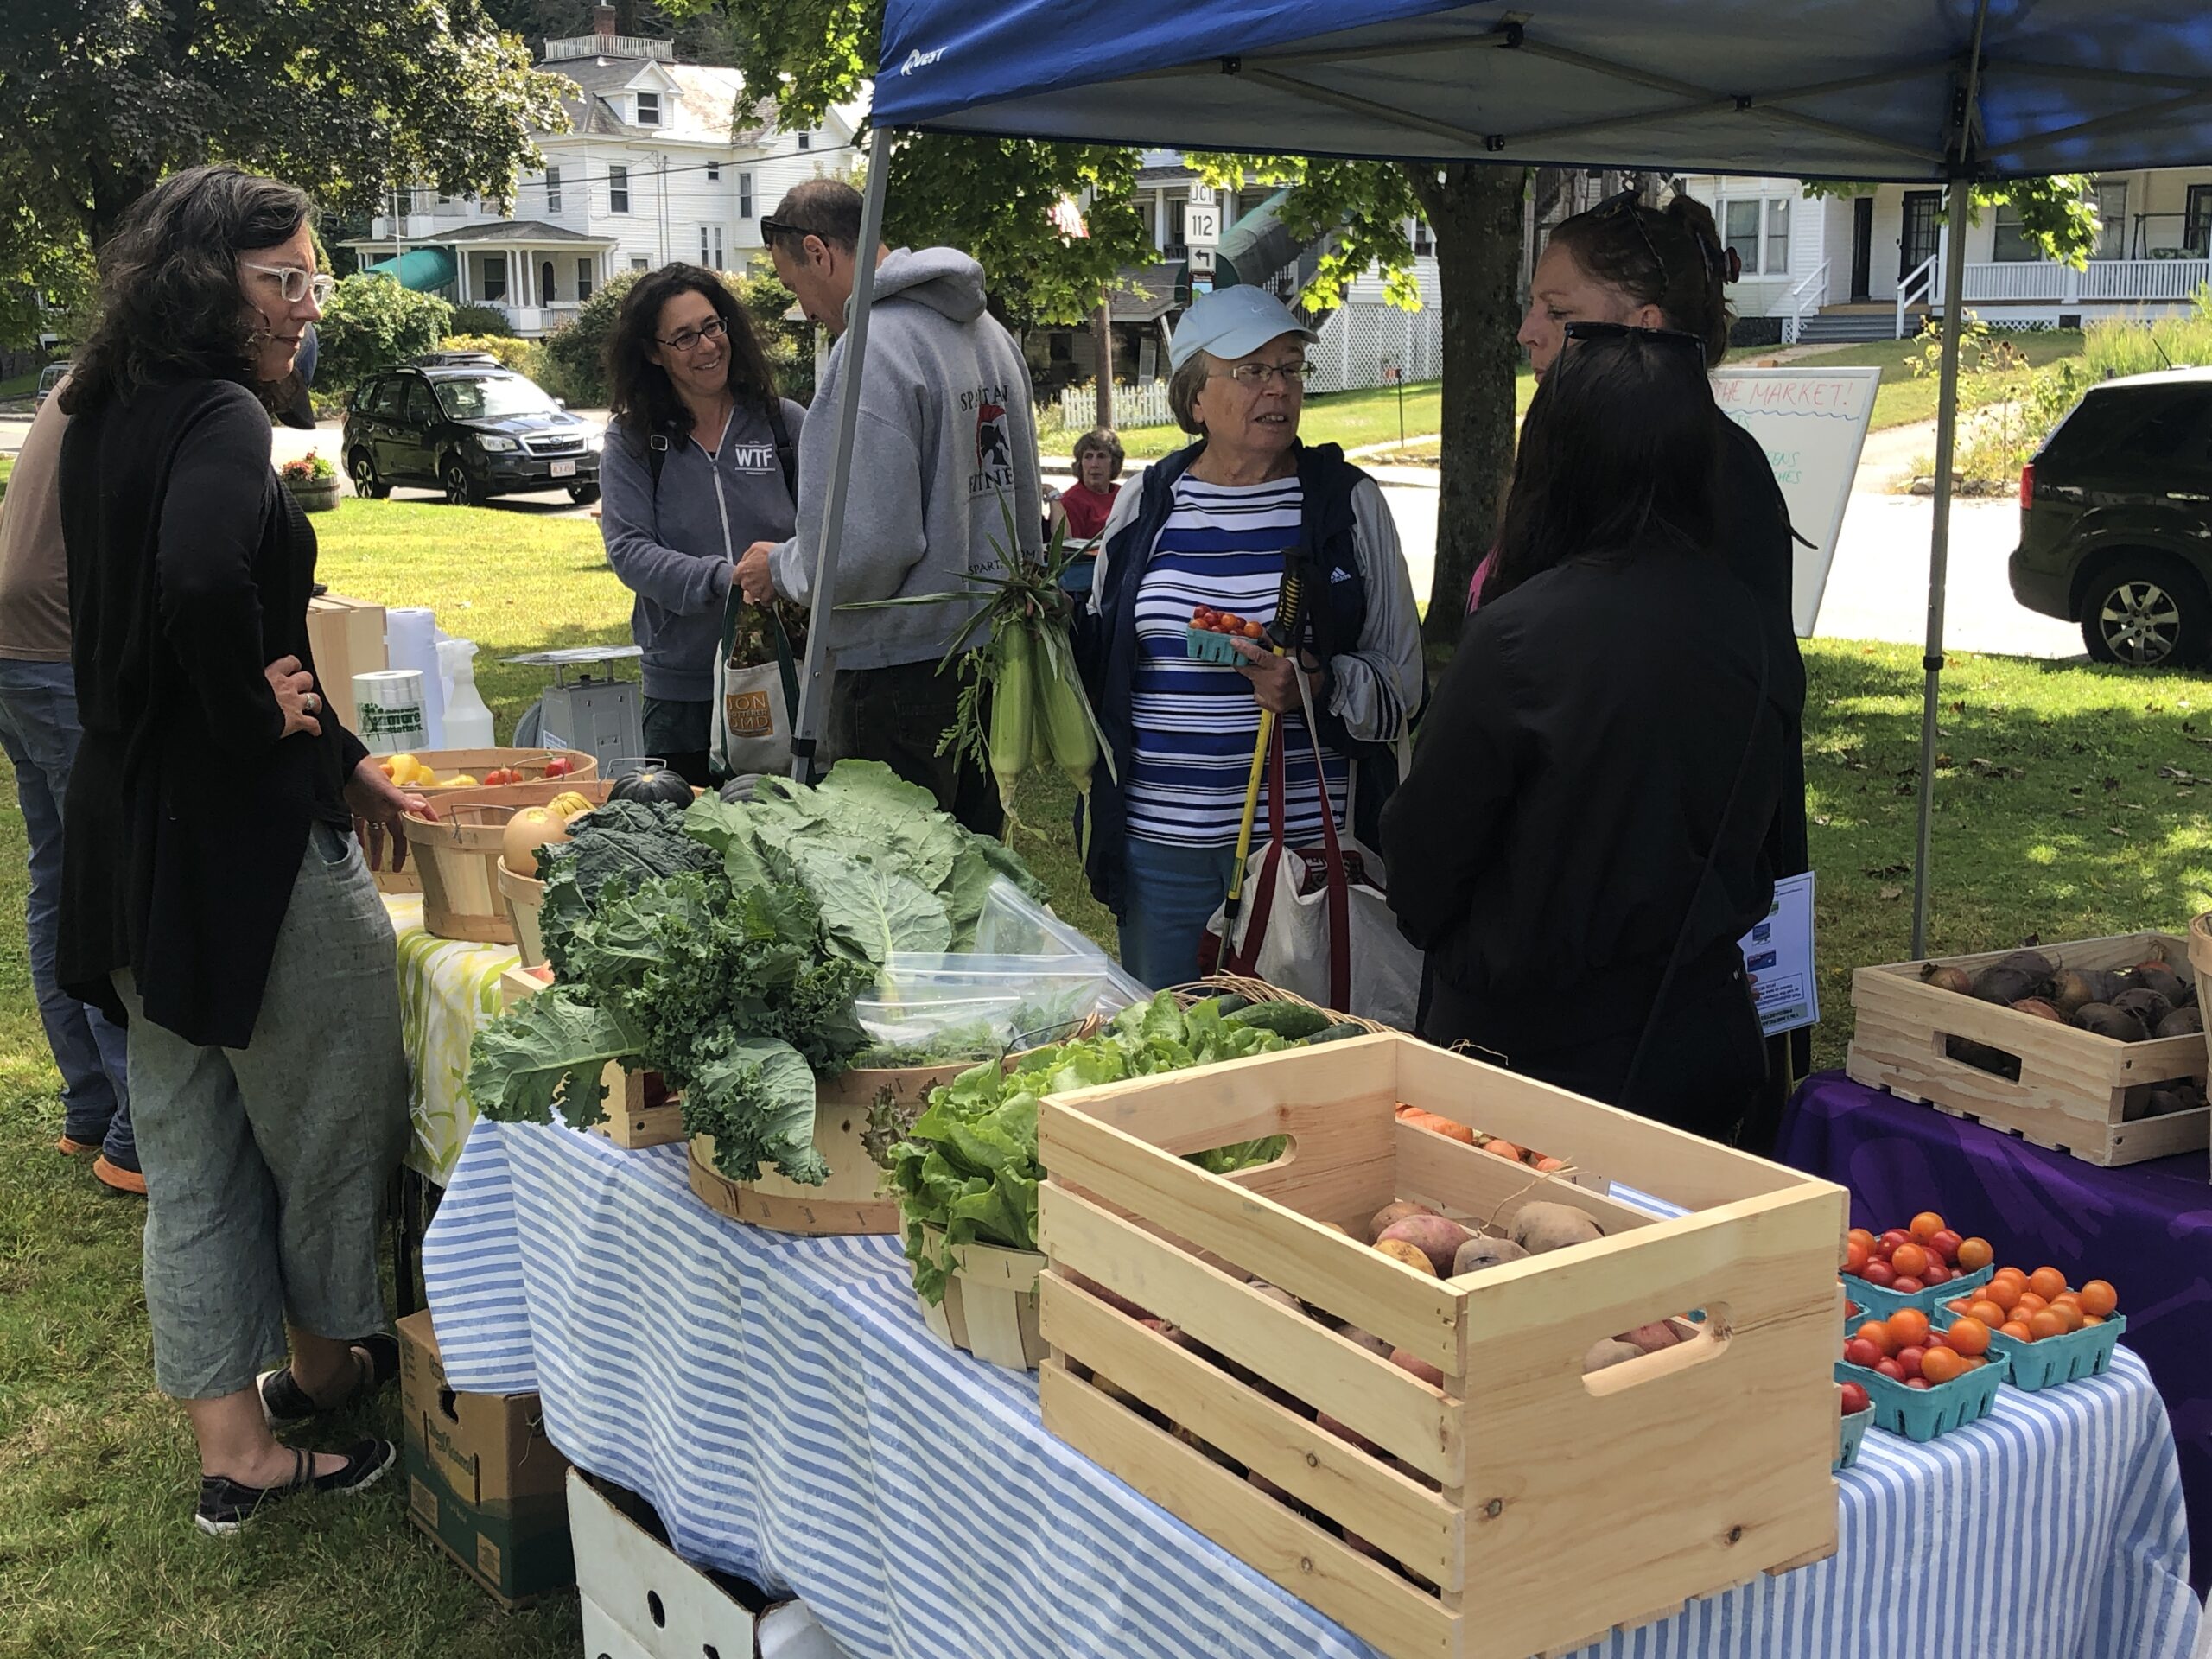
[963,383,1016,497]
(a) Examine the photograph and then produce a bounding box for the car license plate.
[550,459,576,478]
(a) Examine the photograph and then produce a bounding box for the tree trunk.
[1402,163,1528,652]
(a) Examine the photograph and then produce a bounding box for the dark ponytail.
[1548,191,1737,369]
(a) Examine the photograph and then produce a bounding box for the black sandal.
[195,1438,396,1535]
[256,1332,400,1427]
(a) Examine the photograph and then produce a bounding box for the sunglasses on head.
[759,217,813,244]
[1560,320,1709,355]
[1591,188,1668,284]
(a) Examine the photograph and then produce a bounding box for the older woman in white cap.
[1072,285,1425,988]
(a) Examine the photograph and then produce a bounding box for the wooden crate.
[493,963,682,1147]
[304,594,386,736]
[1035,1034,1846,1659]
[1846,932,2209,1166]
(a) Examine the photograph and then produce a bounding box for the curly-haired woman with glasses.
[57,163,421,1532]
[600,264,807,785]
[1074,286,1423,988]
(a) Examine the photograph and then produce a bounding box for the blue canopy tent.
[786,0,2212,951]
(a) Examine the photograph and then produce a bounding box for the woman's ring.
[303,693,320,712]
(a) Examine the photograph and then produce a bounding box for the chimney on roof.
[594,4,617,39]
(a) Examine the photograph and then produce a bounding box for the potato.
[1510,1200,1605,1255]
[1618,1321,1683,1354]
[1315,1413,1382,1457]
[1244,1280,1303,1315]
[1388,1347,1445,1389]
[1335,1324,1394,1359]
[1366,1198,1440,1244]
[1377,1214,1474,1274]
[1374,1238,1439,1275]
[1450,1234,1529,1275]
[1582,1338,1643,1375]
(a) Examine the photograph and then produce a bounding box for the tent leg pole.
[1910,180,1971,957]
[789,125,895,782]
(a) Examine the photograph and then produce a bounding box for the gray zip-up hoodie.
[766,248,1042,671]
[600,397,805,701]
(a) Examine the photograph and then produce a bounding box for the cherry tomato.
[1875,1357,1907,1382]
[1843,1337,1885,1370]
[1999,1320,2032,1342]
[1945,1315,1992,1357]
[1879,1229,1914,1251]
[1983,1278,2023,1311]
[1905,1376,1932,1389]
[1859,1259,1897,1288]
[1910,1211,1946,1243]
[1929,1229,1964,1265]
[2079,1280,2119,1318]
[1890,1243,1929,1280]
[2013,1291,2048,1318]
[1924,1262,1952,1286]
[1853,1320,1893,1356]
[1887,1307,1931,1348]
[2047,1299,2082,1332]
[1895,1345,1926,1380]
[1847,1228,1877,1254]
[1956,1236,1994,1272]
[1840,1380,1871,1416]
[1891,1275,1924,1294]
[2028,1308,2069,1341]
[1920,1347,1967,1385]
[1240,620,1262,639]
[2028,1266,2069,1302]
[2081,1314,2107,1327]
[1946,1298,1974,1315]
[1844,1239,1871,1276]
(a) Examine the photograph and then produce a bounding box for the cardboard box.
[569,1469,761,1659]
[304,593,387,737]
[397,1310,573,1607]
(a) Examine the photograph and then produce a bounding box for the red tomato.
[543,756,574,778]
[1879,1229,1914,1251]
[1924,1262,1952,1286]
[1895,1345,1926,1380]
[1905,1376,1932,1389]
[1853,1320,1893,1356]
[1875,1357,1907,1382]
[1859,1259,1897,1288]
[1929,1229,1964,1264]
[1840,1380,1872,1416]
[1891,1275,1925,1294]
[1843,1337,1885,1370]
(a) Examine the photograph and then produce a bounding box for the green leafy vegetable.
[465,987,643,1130]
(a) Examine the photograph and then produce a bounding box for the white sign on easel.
[1709,366,1881,638]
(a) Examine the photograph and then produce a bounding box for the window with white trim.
[738,171,754,219]
[707,160,721,181]
[543,166,561,214]
[635,92,661,126]
[700,224,725,270]
[797,130,811,150]
[577,258,594,300]
[1719,197,1793,275]
[480,255,508,301]
[2094,181,2128,259]
[631,256,650,271]
[1992,201,2037,263]
[609,165,629,213]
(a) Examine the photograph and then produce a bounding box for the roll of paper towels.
[385,607,447,748]
[353,670,428,754]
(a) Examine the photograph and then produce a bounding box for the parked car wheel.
[2079,553,2211,668]
[442,458,486,508]
[347,448,389,500]
[567,481,601,506]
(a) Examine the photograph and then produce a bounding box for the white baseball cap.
[1168,286,1317,371]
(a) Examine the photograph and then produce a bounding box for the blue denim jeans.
[1117,837,1241,992]
[0,658,135,1164]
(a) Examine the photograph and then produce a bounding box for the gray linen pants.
[116,822,409,1399]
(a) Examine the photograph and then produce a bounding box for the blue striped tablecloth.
[422,1120,2203,1659]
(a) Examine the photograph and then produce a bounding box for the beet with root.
[2073,1002,2151,1043]
[2155,1006,2204,1039]
[1972,963,2041,1006]
[2126,964,2190,1007]
[2049,969,2100,1017]
[2003,949,2057,979]
[2111,988,2174,1031]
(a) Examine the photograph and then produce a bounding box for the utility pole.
[1092,297,1114,429]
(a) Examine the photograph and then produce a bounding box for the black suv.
[2009,368,2212,668]
[342,359,601,506]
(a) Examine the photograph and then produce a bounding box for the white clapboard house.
[1673,171,2212,343]
[343,8,861,336]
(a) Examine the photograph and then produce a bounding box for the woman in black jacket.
[1382,327,1804,1142]
[58,166,418,1532]
[1516,189,1810,1147]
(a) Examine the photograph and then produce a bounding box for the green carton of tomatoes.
[1942,1307,2128,1393]
[1841,1262,1993,1320]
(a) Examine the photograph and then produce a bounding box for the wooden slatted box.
[1035,1034,1847,1659]
[1846,931,2209,1166]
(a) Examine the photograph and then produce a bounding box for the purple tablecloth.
[1779,1071,2212,1592]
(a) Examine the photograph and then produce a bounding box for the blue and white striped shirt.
[1125,474,1351,848]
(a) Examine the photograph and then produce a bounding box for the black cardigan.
[1382,541,1805,1057]
[58,378,366,1048]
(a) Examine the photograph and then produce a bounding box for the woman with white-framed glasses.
[55,163,421,1534]
[1072,284,1424,988]
[600,263,807,786]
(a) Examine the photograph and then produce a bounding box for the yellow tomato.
[449,774,479,788]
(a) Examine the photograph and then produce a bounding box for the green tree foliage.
[448,302,519,337]
[543,270,643,406]
[1802,177,2103,266]
[315,276,455,396]
[0,0,571,253]
[728,260,817,404]
[656,0,1156,330]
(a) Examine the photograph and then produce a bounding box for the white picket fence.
[1045,300,1441,434]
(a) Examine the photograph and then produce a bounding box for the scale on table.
[505,645,645,774]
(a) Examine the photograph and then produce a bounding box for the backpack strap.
[764,399,798,505]
[645,431,671,541]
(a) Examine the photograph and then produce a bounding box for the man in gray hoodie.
[737,180,1040,836]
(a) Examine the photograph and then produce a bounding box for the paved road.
[0,410,2082,659]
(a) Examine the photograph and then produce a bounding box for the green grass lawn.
[4,497,2210,1655]
[1802,328,2086,431]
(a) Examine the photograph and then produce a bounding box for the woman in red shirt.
[1051,426,1124,593]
